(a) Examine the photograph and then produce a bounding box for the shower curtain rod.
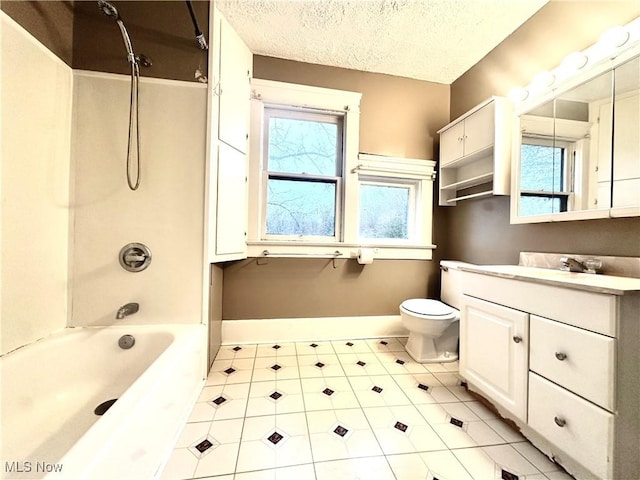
[185,0,208,50]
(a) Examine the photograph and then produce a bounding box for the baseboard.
[221,315,407,345]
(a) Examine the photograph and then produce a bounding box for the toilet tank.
[440,260,474,309]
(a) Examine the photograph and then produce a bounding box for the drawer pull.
[554,416,567,427]
[555,352,567,361]
[512,335,522,343]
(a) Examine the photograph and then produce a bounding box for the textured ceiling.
[216,0,548,84]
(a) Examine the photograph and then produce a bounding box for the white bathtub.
[1,324,206,480]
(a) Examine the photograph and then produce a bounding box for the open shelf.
[441,172,494,191]
[446,190,494,203]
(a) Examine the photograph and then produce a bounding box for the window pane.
[266,179,336,236]
[519,196,563,216]
[520,143,564,191]
[268,116,339,176]
[359,184,409,239]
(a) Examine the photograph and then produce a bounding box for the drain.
[118,334,135,349]
[94,399,117,416]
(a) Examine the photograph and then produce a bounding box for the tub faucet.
[116,302,139,319]
[560,257,587,273]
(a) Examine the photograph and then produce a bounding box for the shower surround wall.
[70,71,207,327]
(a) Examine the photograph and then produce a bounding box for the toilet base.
[404,327,459,364]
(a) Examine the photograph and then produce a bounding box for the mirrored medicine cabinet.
[511,20,640,224]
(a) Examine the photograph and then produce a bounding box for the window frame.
[247,79,436,260]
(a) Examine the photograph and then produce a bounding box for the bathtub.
[1,324,206,480]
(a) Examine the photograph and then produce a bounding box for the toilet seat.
[400,299,457,320]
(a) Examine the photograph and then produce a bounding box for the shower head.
[98,0,120,20]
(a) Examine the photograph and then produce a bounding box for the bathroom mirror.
[511,19,640,223]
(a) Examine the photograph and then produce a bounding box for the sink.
[479,265,586,280]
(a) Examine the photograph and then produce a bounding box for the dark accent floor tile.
[418,383,430,392]
[333,425,349,437]
[272,345,281,350]
[394,421,408,432]
[315,362,325,368]
[356,361,366,367]
[501,469,519,480]
[310,343,319,348]
[346,342,354,347]
[395,359,406,365]
[450,417,464,428]
[372,386,383,394]
[271,364,282,371]
[269,391,283,401]
[267,432,284,445]
[195,439,214,453]
[232,346,242,352]
[212,396,227,406]
[224,367,236,375]
[380,340,388,345]
[323,388,335,396]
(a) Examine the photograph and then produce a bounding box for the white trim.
[221,315,407,344]
[73,69,208,89]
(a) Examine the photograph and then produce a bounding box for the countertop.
[459,264,640,295]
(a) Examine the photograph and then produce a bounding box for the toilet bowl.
[400,299,459,363]
[399,260,469,363]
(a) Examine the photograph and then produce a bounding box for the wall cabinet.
[437,97,512,205]
[460,270,639,480]
[207,7,252,262]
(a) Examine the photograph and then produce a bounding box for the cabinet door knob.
[554,416,566,427]
[555,352,567,361]
[512,335,522,343]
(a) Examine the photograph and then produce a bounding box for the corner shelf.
[437,97,513,206]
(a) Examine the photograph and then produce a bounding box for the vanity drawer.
[530,315,616,411]
[529,372,614,480]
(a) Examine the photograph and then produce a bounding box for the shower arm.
[185,0,208,50]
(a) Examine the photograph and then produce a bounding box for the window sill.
[247,241,435,260]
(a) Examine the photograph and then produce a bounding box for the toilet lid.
[401,299,456,317]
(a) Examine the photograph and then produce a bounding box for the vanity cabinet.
[437,97,512,206]
[459,295,528,422]
[460,269,639,480]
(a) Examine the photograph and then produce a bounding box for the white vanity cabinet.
[437,97,512,206]
[460,269,640,480]
[459,295,528,422]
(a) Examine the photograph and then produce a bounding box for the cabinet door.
[215,142,247,257]
[440,121,465,166]
[463,101,495,157]
[218,14,252,154]
[460,295,529,421]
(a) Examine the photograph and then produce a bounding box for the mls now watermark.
[5,461,64,474]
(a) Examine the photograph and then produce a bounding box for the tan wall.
[444,1,640,265]
[221,57,450,320]
[1,12,72,354]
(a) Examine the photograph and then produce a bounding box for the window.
[359,178,415,241]
[264,108,344,239]
[248,80,436,259]
[519,137,573,215]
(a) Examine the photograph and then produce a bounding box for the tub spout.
[116,302,139,319]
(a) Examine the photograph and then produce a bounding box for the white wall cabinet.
[438,97,512,205]
[460,295,528,422]
[460,270,639,480]
[207,7,252,263]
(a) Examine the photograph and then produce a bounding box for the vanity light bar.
[509,16,640,104]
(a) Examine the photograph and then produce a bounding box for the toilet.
[399,260,469,363]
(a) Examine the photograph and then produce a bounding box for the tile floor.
[160,338,573,480]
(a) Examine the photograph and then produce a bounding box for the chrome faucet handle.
[560,257,587,273]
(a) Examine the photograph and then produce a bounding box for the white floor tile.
[296,341,336,356]
[245,379,305,417]
[392,373,459,405]
[256,342,297,358]
[453,444,540,480]
[348,374,411,407]
[298,353,346,378]
[386,450,474,480]
[485,418,526,443]
[366,337,407,354]
[207,358,255,386]
[301,377,359,411]
[252,355,300,382]
[306,408,382,462]
[216,344,257,360]
[190,383,250,422]
[376,351,430,375]
[432,372,476,401]
[233,463,316,480]
[339,353,388,376]
[314,456,395,480]
[363,405,447,454]
[193,442,241,478]
[512,441,562,473]
[331,339,373,354]
[236,413,312,472]
[424,360,460,373]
